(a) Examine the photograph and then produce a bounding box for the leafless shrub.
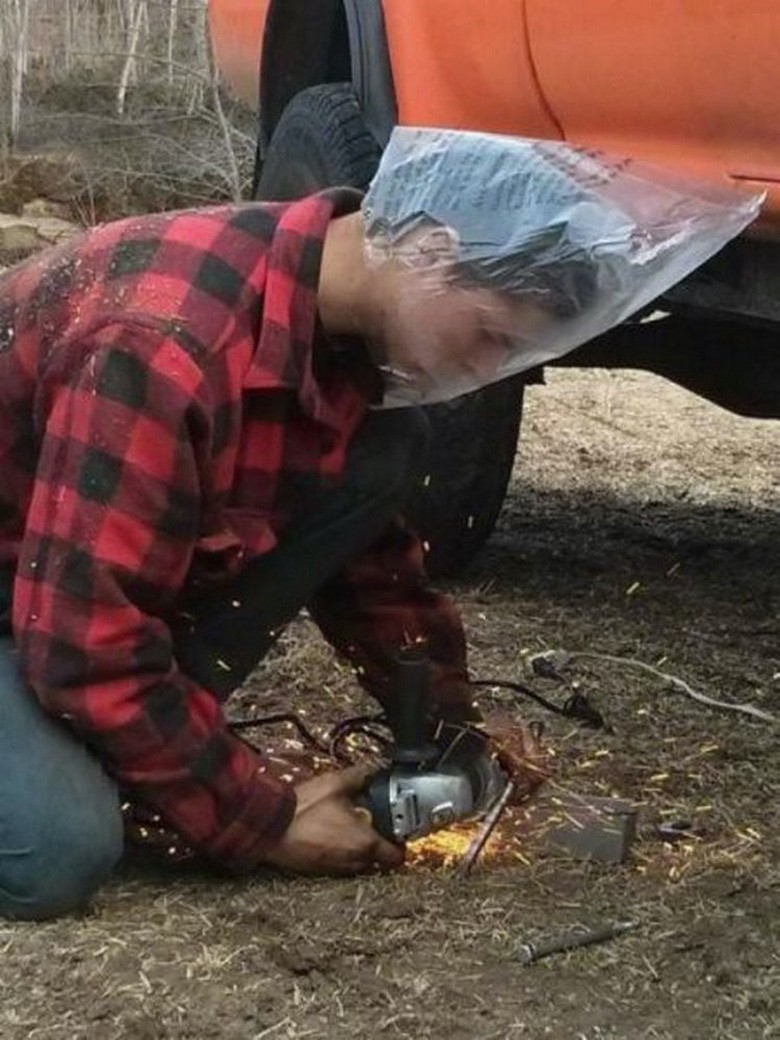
[0,0,32,150]
[0,0,254,214]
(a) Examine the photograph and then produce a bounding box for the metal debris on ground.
[657,819,704,843]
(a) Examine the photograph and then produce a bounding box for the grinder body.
[359,650,507,842]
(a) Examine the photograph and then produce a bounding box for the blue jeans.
[0,638,123,920]
[0,409,429,920]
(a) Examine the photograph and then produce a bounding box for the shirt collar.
[244,188,364,428]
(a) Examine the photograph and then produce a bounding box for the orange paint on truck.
[526,0,780,190]
[380,0,560,140]
[209,0,780,231]
[208,0,267,107]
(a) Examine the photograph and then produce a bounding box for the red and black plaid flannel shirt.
[0,189,470,870]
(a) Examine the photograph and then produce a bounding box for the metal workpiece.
[525,791,638,863]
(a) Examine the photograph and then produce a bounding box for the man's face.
[366,261,549,405]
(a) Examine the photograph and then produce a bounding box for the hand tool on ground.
[515,920,638,964]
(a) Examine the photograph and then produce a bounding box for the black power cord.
[470,678,608,730]
[229,710,393,761]
[229,672,608,767]
[229,712,330,753]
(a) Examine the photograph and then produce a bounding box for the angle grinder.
[358,649,509,843]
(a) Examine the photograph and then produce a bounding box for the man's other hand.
[261,765,405,875]
[481,714,551,801]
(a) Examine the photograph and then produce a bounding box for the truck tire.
[257,83,525,575]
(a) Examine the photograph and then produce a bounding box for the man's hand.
[261,764,405,876]
[481,713,551,801]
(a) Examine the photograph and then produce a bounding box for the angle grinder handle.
[351,650,438,843]
[387,649,437,766]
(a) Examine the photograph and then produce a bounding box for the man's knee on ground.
[0,800,123,921]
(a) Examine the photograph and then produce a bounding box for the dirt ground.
[0,367,777,1040]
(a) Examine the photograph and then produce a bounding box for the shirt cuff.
[206,764,297,872]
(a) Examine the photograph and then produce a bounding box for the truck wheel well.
[259,0,395,155]
[260,0,351,153]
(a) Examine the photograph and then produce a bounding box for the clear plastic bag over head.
[360,128,764,407]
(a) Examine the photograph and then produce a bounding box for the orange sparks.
[408,818,521,869]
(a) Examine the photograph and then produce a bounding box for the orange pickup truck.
[209,0,780,574]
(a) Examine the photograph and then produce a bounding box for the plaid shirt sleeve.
[310,519,481,723]
[13,320,295,871]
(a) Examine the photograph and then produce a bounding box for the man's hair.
[450,226,603,320]
[363,129,637,322]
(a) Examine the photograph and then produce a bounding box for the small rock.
[22,197,73,221]
[0,211,81,266]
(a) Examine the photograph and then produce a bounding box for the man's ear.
[412,225,461,268]
[392,224,461,270]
